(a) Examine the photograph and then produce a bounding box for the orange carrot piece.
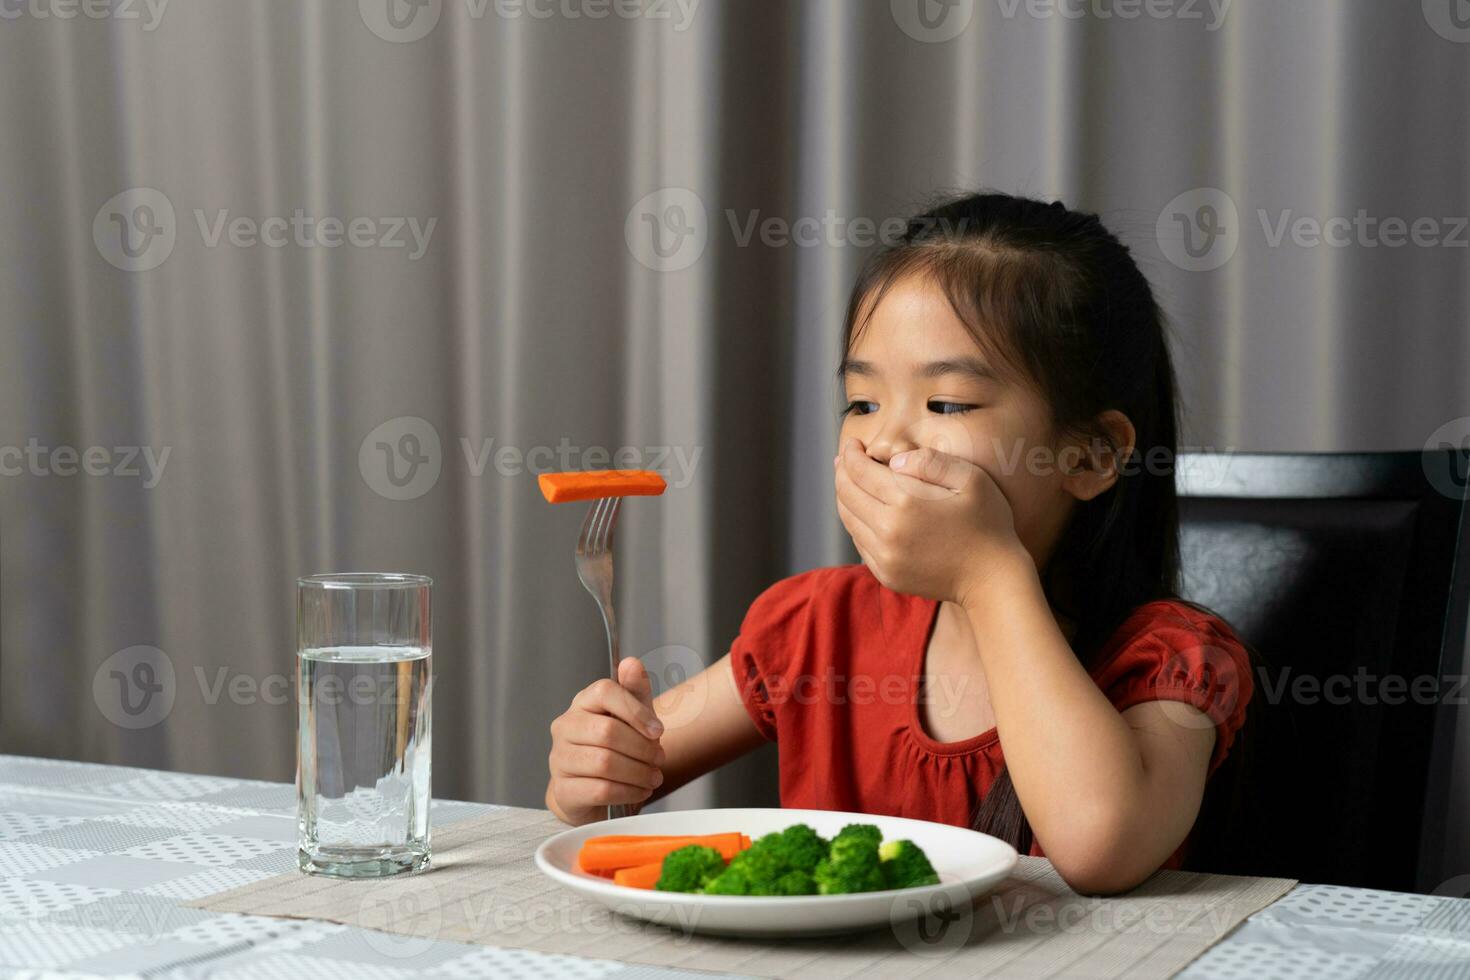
[612,860,666,890]
[538,470,667,504]
[577,832,746,873]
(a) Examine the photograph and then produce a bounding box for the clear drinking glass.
[296,573,432,877]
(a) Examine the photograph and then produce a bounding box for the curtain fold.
[1,1,1465,833]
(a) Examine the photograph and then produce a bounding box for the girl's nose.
[864,425,920,466]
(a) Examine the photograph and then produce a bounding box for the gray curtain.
[1,0,1467,865]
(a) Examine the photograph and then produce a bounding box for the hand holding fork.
[542,470,668,824]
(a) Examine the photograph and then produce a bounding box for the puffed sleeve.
[727,572,818,741]
[1091,602,1254,774]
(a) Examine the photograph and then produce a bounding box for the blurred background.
[1,0,1467,872]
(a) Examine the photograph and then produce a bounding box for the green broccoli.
[770,869,817,895]
[831,823,883,849]
[814,833,886,894]
[701,862,753,895]
[879,839,940,889]
[700,825,826,896]
[655,845,727,893]
[776,824,829,872]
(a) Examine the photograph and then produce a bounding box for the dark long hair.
[840,191,1193,855]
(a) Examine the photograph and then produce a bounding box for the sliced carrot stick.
[612,860,666,890]
[577,832,746,873]
[538,469,667,504]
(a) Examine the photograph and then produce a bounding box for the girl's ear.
[1060,410,1137,502]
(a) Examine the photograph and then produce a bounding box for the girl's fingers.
[836,498,882,562]
[618,656,655,709]
[839,440,901,504]
[555,775,654,808]
[835,461,886,532]
[572,677,665,738]
[564,711,664,765]
[890,447,974,492]
[554,743,664,788]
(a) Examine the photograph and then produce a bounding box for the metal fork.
[574,495,628,820]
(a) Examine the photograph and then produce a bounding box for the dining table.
[0,753,1466,978]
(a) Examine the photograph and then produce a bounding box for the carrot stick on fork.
[538,469,667,504]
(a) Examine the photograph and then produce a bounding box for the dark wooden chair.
[1177,449,1470,893]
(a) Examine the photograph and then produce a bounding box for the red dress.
[727,565,1252,869]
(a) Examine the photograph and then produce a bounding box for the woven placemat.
[189,807,1296,979]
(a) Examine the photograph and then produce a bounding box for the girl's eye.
[842,401,878,417]
[928,401,979,415]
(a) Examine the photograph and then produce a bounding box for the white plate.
[534,807,1019,937]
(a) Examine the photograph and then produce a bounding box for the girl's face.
[838,274,1083,570]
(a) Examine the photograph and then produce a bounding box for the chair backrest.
[1177,450,1470,893]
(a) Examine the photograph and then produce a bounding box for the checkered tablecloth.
[0,754,1466,978]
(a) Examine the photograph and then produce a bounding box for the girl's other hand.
[547,657,666,826]
[834,438,1031,607]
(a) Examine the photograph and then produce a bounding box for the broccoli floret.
[655,845,727,893]
[776,824,829,872]
[814,834,886,894]
[701,863,752,895]
[879,839,940,889]
[702,825,827,895]
[769,869,817,895]
[832,823,882,849]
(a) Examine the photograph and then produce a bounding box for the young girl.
[545,192,1252,896]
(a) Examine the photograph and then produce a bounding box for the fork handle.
[595,589,626,822]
